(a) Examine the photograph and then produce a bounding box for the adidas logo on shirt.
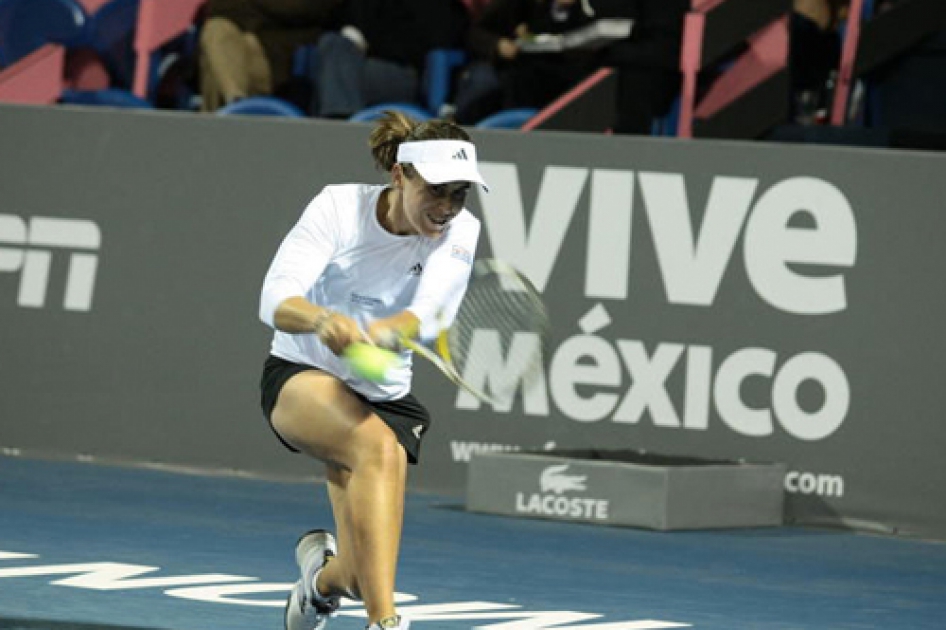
[452,148,469,160]
[409,263,423,276]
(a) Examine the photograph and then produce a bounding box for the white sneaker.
[366,615,410,630]
[284,530,339,630]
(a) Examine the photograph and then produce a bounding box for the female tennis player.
[258,111,488,630]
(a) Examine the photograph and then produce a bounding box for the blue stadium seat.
[349,103,433,123]
[217,96,306,117]
[0,0,88,68]
[423,48,467,117]
[59,87,153,108]
[475,108,538,129]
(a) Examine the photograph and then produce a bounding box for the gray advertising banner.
[1,104,945,540]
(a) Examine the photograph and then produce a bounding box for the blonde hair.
[368,110,472,173]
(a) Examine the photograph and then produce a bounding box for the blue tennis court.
[1,455,943,630]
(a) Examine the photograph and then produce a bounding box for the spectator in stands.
[454,0,687,134]
[454,0,608,125]
[307,0,469,119]
[790,0,844,124]
[199,0,345,112]
[603,0,688,134]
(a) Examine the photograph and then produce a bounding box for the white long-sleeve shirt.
[260,183,480,400]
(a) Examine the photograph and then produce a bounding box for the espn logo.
[0,214,101,311]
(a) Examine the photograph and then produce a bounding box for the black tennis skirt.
[260,355,431,464]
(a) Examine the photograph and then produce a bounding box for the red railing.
[0,44,66,105]
[132,0,206,99]
[677,0,791,139]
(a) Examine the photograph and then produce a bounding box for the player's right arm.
[273,297,362,354]
[259,190,361,354]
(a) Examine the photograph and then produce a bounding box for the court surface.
[1,455,944,630]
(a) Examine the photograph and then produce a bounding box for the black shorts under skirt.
[260,355,431,464]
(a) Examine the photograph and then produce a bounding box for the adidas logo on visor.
[395,140,489,192]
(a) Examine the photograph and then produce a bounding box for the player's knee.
[352,422,404,474]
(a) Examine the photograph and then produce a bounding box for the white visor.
[396,140,489,192]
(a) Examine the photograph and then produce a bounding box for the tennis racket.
[401,258,550,405]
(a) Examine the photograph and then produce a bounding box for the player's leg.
[320,464,360,600]
[320,460,407,607]
[272,370,408,624]
[319,425,407,623]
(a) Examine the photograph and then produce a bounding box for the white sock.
[368,615,409,630]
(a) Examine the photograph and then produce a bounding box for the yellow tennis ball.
[343,342,399,383]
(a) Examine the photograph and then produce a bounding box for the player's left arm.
[406,217,481,342]
[369,217,480,348]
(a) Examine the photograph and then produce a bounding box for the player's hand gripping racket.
[400,259,550,405]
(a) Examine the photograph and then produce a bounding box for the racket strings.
[449,266,550,398]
